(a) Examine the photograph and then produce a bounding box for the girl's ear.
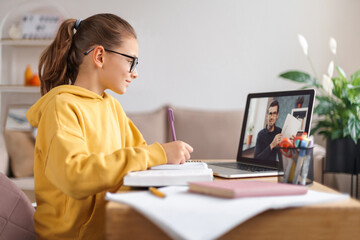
[92,46,105,68]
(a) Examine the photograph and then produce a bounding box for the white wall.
[1,0,360,112]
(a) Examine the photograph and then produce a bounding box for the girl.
[26,13,193,240]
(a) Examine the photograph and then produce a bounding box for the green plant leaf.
[346,113,360,143]
[314,96,336,115]
[311,119,333,136]
[332,77,342,98]
[311,123,326,136]
[318,130,332,138]
[331,129,343,139]
[279,71,313,84]
[348,85,360,104]
[350,69,360,85]
[332,76,349,99]
[352,78,360,86]
[336,66,347,81]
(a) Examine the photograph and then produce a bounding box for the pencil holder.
[277,147,314,186]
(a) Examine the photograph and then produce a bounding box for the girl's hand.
[161,141,194,164]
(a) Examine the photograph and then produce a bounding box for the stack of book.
[123,162,213,187]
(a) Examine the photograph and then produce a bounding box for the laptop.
[208,89,315,178]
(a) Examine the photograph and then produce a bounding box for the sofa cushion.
[4,131,34,178]
[0,173,35,239]
[127,107,167,145]
[172,107,244,159]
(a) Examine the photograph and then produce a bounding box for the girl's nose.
[131,68,138,79]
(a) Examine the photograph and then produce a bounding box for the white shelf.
[0,85,40,93]
[0,38,52,46]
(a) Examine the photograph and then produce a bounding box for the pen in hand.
[168,108,177,141]
[149,187,166,198]
[162,108,193,164]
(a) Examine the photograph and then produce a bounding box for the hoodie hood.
[26,85,104,128]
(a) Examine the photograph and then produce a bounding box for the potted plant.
[246,125,254,146]
[279,34,360,174]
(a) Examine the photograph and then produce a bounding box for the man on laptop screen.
[254,100,282,161]
[241,92,312,162]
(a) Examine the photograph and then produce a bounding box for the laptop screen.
[236,89,315,167]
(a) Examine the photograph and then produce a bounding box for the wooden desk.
[106,160,360,240]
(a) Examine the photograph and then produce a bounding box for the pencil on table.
[149,187,166,198]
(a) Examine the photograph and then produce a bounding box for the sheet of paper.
[106,186,349,240]
[281,113,302,139]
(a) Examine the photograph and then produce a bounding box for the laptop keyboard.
[210,162,274,172]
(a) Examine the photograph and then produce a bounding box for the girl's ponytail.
[38,19,76,95]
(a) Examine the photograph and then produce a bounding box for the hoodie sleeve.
[43,97,167,200]
[46,130,166,199]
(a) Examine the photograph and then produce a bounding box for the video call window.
[241,94,311,161]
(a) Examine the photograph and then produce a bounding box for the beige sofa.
[0,105,326,193]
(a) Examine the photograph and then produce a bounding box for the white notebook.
[123,162,213,187]
[150,161,208,170]
[281,113,301,139]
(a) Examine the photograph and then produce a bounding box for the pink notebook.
[188,180,308,198]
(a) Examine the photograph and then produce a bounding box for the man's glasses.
[268,111,278,116]
[84,48,138,73]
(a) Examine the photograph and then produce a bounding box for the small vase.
[246,135,253,146]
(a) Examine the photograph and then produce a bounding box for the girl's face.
[99,37,139,95]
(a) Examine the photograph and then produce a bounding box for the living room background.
[1,0,359,112]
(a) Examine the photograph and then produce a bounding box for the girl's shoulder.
[103,92,125,111]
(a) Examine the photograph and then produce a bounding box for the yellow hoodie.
[26,85,167,240]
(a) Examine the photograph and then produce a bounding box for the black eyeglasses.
[84,48,138,73]
[268,111,278,116]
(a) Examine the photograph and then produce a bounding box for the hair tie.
[74,19,82,30]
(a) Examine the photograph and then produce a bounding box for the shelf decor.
[22,14,62,39]
[0,0,69,86]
